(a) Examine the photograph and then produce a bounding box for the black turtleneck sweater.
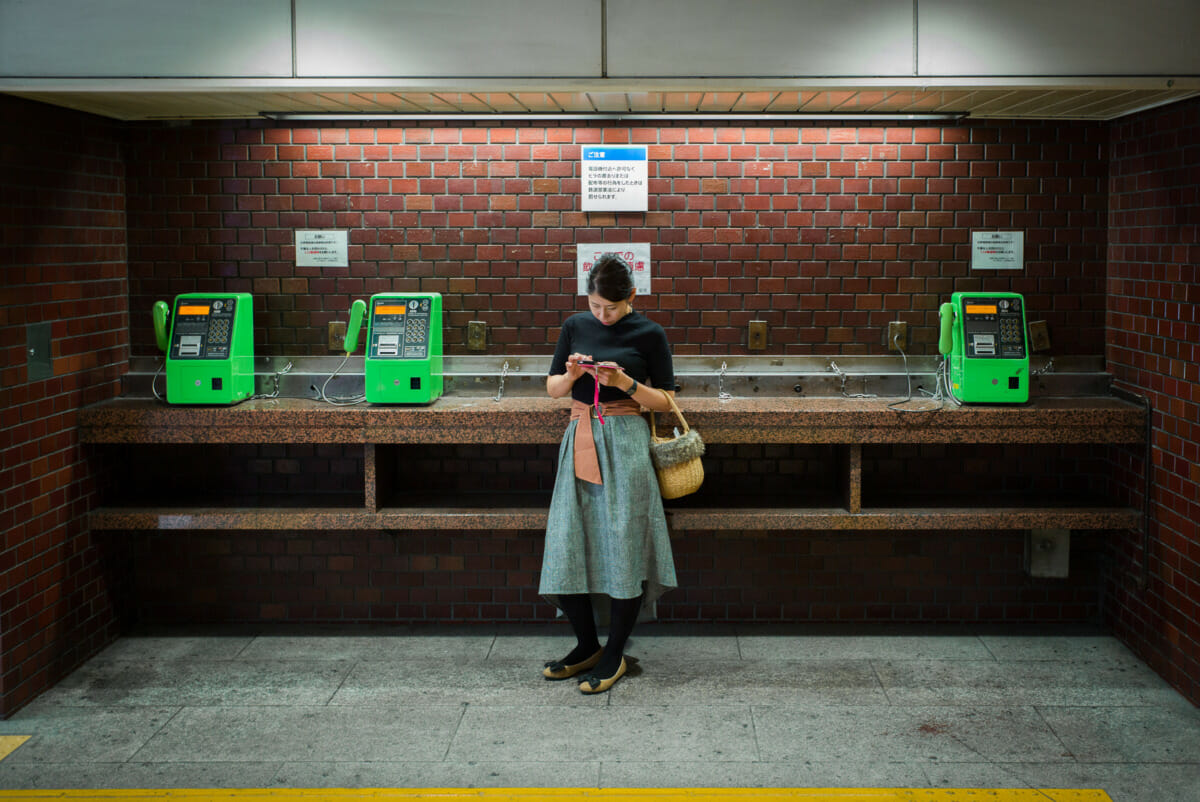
[549,311,674,405]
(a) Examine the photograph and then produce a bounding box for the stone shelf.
[81,394,1144,535]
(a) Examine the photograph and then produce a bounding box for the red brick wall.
[1105,97,1200,706]
[0,97,130,717]
[9,100,1194,715]
[113,118,1116,628]
[126,119,1109,357]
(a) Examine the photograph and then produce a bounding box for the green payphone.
[938,291,1029,404]
[152,293,255,405]
[345,293,443,404]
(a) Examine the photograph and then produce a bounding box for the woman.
[539,253,678,694]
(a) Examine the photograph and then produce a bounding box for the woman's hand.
[595,364,673,411]
[547,353,596,398]
[564,353,594,380]
[592,362,624,388]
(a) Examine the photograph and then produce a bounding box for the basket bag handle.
[649,391,689,439]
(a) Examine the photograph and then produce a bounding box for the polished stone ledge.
[79,395,1146,446]
[87,504,1139,533]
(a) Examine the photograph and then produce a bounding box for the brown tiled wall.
[1105,97,1200,706]
[0,96,130,717]
[94,440,1115,628]
[861,443,1109,505]
[126,118,1109,357]
[97,442,1110,511]
[125,528,1107,626]
[96,444,366,507]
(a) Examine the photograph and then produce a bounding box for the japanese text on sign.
[971,231,1024,270]
[295,230,349,268]
[577,243,652,295]
[582,146,648,212]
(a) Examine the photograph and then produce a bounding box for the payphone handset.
[152,292,255,405]
[350,293,443,404]
[344,299,367,355]
[938,291,1029,404]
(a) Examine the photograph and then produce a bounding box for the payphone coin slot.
[377,335,400,356]
[178,335,203,357]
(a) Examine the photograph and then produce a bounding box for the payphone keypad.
[172,298,238,359]
[405,314,428,345]
[1000,318,1021,345]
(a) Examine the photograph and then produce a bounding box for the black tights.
[557,592,642,677]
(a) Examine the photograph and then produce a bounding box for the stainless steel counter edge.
[120,354,1112,400]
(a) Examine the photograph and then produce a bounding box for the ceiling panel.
[0,0,293,78]
[918,0,1200,77]
[294,0,601,78]
[606,0,914,78]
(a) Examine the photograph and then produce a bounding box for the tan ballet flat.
[578,656,627,694]
[542,648,603,680]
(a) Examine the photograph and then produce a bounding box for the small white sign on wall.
[971,231,1024,270]
[581,146,648,212]
[577,244,652,296]
[296,230,349,268]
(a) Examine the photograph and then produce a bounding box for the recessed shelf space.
[659,443,844,509]
[88,443,365,530]
[861,442,1117,510]
[79,396,1146,535]
[370,443,558,517]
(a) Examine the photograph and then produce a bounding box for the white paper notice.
[577,244,652,295]
[972,231,1024,270]
[582,146,648,212]
[296,230,349,268]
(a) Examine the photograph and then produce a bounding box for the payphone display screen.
[171,298,238,359]
[962,296,1026,360]
[370,298,433,359]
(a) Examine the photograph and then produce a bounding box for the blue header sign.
[582,145,648,212]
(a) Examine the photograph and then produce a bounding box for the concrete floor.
[0,623,1197,802]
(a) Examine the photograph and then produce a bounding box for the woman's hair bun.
[587,253,635,301]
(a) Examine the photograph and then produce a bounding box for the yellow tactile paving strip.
[0,740,1114,801]
[0,789,1113,801]
[0,739,29,763]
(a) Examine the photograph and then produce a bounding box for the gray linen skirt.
[539,413,677,619]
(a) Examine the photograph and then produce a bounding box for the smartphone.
[576,360,619,369]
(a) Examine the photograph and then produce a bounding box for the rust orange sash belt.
[570,398,643,485]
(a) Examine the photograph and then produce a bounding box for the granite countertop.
[78,395,1147,445]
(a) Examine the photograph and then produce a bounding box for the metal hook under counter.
[718,361,732,400]
[829,360,878,399]
[493,360,510,402]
